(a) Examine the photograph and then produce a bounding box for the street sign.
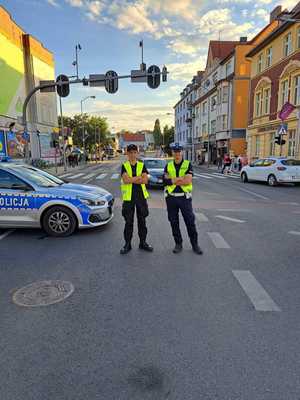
[89,74,105,87]
[147,65,160,89]
[22,131,30,141]
[40,80,56,93]
[105,70,118,94]
[278,102,296,120]
[56,74,70,97]
[277,123,288,135]
[131,70,147,83]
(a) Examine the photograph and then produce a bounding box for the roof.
[209,41,239,61]
[122,133,145,142]
[247,4,300,57]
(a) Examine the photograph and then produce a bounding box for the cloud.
[65,0,83,7]
[113,3,158,34]
[63,99,174,131]
[47,0,59,6]
[168,57,207,82]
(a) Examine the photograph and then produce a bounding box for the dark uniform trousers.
[122,198,149,243]
[166,195,198,246]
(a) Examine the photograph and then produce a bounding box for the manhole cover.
[127,365,171,399]
[12,280,74,307]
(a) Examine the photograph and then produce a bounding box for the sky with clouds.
[2,0,298,132]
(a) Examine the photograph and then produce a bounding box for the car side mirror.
[249,163,254,167]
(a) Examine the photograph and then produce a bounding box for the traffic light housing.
[147,65,160,89]
[275,135,286,145]
[162,65,167,82]
[56,74,70,98]
[105,70,118,94]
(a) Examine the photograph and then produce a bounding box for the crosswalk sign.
[277,123,288,136]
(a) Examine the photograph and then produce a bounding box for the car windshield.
[144,159,166,169]
[281,159,300,166]
[13,167,63,187]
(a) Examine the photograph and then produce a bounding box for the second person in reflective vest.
[163,143,203,255]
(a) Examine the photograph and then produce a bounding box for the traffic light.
[105,70,118,94]
[56,74,70,98]
[275,135,286,145]
[147,65,160,89]
[162,65,168,82]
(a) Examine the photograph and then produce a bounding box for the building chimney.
[240,37,247,42]
[270,5,282,23]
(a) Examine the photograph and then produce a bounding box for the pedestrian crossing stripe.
[111,173,119,179]
[82,173,96,180]
[67,173,84,179]
[194,173,213,179]
[96,173,107,180]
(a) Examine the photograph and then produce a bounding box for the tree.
[58,114,111,150]
[162,125,175,155]
[153,119,162,147]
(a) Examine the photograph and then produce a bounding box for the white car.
[240,157,300,186]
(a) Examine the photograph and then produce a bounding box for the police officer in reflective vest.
[164,143,203,255]
[120,144,153,255]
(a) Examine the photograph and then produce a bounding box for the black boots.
[139,242,154,252]
[120,242,132,255]
[192,244,203,255]
[173,243,183,254]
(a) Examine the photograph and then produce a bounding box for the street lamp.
[80,95,96,156]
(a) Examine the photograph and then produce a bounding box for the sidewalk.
[192,162,240,176]
[43,162,93,176]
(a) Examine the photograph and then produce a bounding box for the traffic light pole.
[59,96,67,172]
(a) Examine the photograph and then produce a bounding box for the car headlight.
[79,197,106,206]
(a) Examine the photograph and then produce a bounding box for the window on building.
[202,102,207,115]
[281,79,289,106]
[211,95,217,111]
[257,53,263,73]
[298,27,300,48]
[222,115,227,130]
[196,126,199,137]
[294,75,300,105]
[225,61,232,76]
[266,47,272,68]
[269,133,275,156]
[255,136,260,156]
[255,92,262,117]
[217,87,222,104]
[288,130,296,156]
[213,72,218,84]
[222,86,229,103]
[211,120,216,134]
[284,32,292,57]
[202,123,207,135]
[264,88,270,114]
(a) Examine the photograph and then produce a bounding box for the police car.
[0,163,114,237]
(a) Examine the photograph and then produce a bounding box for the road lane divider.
[215,215,246,223]
[232,270,281,312]
[0,229,15,241]
[237,187,269,200]
[207,232,230,249]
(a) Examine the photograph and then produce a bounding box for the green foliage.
[162,125,175,155]
[58,114,111,150]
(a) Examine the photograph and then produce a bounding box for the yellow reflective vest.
[165,160,193,194]
[121,161,149,201]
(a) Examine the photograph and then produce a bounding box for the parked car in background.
[241,157,300,186]
[143,158,167,188]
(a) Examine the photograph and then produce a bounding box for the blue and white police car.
[0,162,114,237]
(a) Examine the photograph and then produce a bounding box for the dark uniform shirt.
[121,162,148,201]
[163,159,193,193]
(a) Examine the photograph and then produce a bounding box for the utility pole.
[59,96,67,172]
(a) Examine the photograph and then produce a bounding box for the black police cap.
[171,143,183,151]
[127,144,138,152]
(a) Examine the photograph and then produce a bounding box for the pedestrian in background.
[222,154,231,174]
[163,143,203,255]
[120,144,153,255]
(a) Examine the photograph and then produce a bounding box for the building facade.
[247,4,300,161]
[0,6,57,160]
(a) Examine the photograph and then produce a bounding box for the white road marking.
[293,211,300,214]
[238,187,269,200]
[217,208,251,212]
[232,270,281,312]
[228,175,240,179]
[96,173,107,180]
[215,215,246,223]
[211,173,227,179]
[0,229,15,241]
[59,173,73,178]
[207,232,230,248]
[67,173,84,179]
[288,231,300,236]
[195,213,209,222]
[111,173,119,180]
[82,173,96,180]
[194,173,213,180]
[280,202,300,206]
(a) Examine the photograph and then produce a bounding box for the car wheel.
[241,172,248,183]
[267,174,278,187]
[42,206,77,237]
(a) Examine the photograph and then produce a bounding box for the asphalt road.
[1,158,300,400]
